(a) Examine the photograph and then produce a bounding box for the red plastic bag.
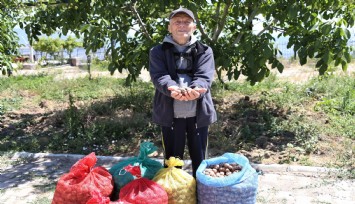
[118,165,168,204]
[52,152,114,204]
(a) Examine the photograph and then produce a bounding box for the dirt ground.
[0,62,354,203]
[0,152,354,204]
[2,62,355,166]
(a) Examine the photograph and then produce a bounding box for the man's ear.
[168,24,172,33]
[192,24,197,32]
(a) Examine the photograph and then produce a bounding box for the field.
[0,60,354,178]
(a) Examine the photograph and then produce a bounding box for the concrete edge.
[10,151,340,174]
[254,163,339,174]
[10,151,191,167]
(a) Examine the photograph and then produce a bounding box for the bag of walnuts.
[86,190,131,204]
[52,152,114,204]
[196,153,258,204]
[109,142,163,199]
[152,157,197,204]
[118,165,168,204]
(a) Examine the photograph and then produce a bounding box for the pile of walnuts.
[203,162,243,177]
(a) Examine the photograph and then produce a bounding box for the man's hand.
[168,86,207,101]
[184,87,207,100]
[168,86,187,101]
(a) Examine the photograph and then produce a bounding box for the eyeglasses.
[172,20,194,26]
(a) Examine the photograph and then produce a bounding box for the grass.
[29,197,52,204]
[0,151,27,169]
[0,67,354,176]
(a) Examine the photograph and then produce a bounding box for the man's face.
[168,13,196,44]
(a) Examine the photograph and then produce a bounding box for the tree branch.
[212,0,232,42]
[270,25,286,33]
[23,0,68,7]
[256,19,281,36]
[233,7,259,45]
[194,12,212,43]
[129,2,152,42]
[212,2,221,36]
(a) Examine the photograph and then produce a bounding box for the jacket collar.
[162,40,206,56]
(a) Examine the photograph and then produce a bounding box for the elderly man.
[149,7,217,177]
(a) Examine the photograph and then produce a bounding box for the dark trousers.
[161,117,209,177]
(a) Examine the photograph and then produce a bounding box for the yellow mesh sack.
[152,157,196,204]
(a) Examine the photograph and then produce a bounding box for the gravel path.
[0,152,354,204]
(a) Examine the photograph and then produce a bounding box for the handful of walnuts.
[203,162,243,177]
[177,87,190,96]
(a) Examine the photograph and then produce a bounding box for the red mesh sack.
[86,190,131,204]
[86,190,111,204]
[52,152,114,204]
[118,165,168,204]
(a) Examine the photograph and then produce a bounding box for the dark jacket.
[149,40,217,127]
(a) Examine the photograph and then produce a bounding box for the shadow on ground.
[0,152,192,203]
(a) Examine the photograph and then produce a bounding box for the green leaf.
[341,60,348,71]
[322,51,332,65]
[263,45,273,58]
[344,52,351,63]
[271,60,277,69]
[321,24,332,35]
[80,24,90,32]
[344,29,351,39]
[216,67,222,80]
[334,57,341,66]
[300,56,307,66]
[63,26,68,35]
[298,48,307,65]
[319,64,328,75]
[315,59,323,68]
[276,62,284,73]
[265,68,270,77]
[227,70,233,81]
[293,43,301,53]
[288,5,297,19]
[255,67,266,82]
[307,45,315,58]
[233,70,240,80]
[339,28,346,37]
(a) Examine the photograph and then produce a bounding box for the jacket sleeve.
[190,47,215,96]
[149,46,179,97]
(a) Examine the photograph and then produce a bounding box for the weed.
[0,68,354,169]
[271,115,319,154]
[0,104,4,118]
[91,59,111,71]
[0,97,23,112]
[330,139,355,178]
[29,197,52,204]
[65,92,82,138]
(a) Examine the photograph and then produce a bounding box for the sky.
[14,26,74,46]
[15,22,355,59]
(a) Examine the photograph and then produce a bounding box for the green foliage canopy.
[0,0,22,75]
[3,0,355,84]
[63,36,83,58]
[33,37,64,59]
